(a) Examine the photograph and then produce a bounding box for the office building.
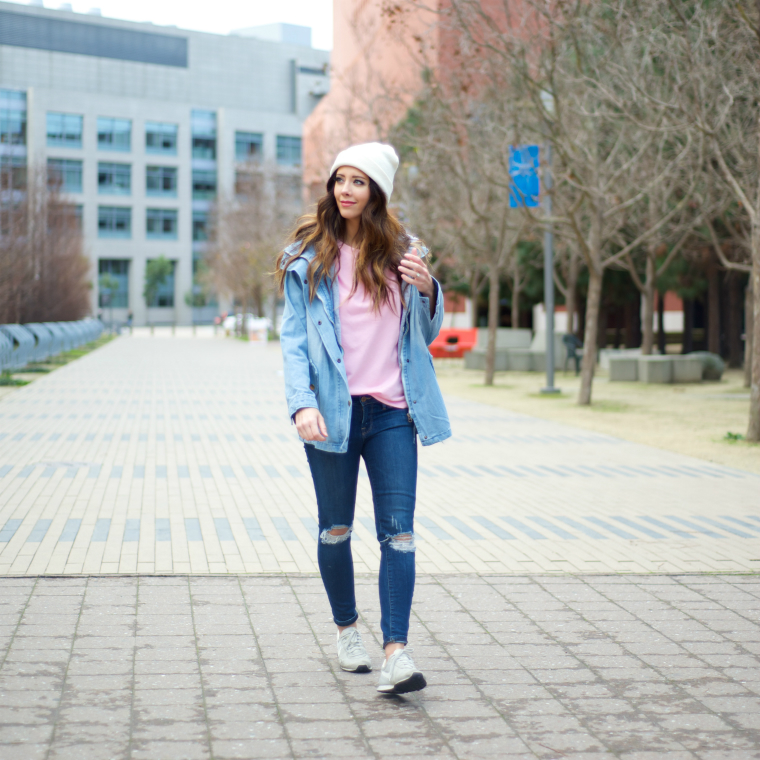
[0,2,329,325]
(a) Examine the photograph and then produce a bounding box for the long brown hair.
[275,171,411,312]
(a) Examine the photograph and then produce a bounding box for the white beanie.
[329,142,399,202]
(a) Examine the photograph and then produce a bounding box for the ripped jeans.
[304,396,417,647]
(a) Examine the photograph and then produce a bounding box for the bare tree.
[663,2,760,439]
[402,0,703,405]
[393,73,533,385]
[205,163,302,332]
[0,164,90,323]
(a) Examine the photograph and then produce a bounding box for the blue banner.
[508,145,540,208]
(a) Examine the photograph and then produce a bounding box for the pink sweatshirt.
[336,243,407,409]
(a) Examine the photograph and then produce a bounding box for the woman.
[276,142,451,694]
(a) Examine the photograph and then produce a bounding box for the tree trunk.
[682,299,694,354]
[747,235,760,441]
[511,278,521,330]
[484,263,500,387]
[270,286,278,339]
[745,284,754,389]
[657,291,666,354]
[641,252,655,354]
[727,273,743,368]
[578,265,602,405]
[566,249,579,337]
[705,251,721,355]
[469,270,482,328]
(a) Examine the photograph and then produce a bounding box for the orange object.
[429,328,478,359]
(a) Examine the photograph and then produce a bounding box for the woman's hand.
[399,249,434,300]
[295,407,328,442]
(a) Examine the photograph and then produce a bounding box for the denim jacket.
[279,241,452,453]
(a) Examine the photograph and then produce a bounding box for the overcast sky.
[8,0,334,50]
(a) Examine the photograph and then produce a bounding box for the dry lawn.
[435,360,760,475]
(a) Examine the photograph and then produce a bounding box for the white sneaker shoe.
[336,627,372,673]
[376,648,426,694]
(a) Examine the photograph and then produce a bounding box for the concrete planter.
[609,357,639,382]
[638,356,673,383]
[509,349,533,372]
[463,349,509,371]
[672,355,703,383]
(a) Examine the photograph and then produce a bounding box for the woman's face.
[333,166,371,222]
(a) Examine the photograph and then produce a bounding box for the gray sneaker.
[376,648,426,694]
[337,627,372,673]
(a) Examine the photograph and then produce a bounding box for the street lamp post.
[540,141,560,395]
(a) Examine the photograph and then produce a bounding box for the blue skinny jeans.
[304,395,417,648]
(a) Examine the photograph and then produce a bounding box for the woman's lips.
[340,200,355,206]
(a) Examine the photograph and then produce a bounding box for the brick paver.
[0,333,758,576]
[1,574,760,759]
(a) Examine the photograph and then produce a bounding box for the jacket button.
[303,278,307,284]
[318,321,322,325]
[348,401,351,407]
[407,359,410,363]
[413,400,417,404]
[337,358,341,363]
[309,384,315,391]
[424,435,428,439]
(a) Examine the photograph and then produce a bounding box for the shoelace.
[389,647,415,671]
[343,629,366,657]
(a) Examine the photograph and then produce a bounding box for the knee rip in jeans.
[320,525,352,545]
[387,532,415,552]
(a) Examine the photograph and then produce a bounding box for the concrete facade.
[0,3,329,326]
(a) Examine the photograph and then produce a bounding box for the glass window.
[98,162,131,195]
[192,210,208,241]
[146,208,178,239]
[98,259,130,308]
[97,117,131,151]
[98,206,131,238]
[276,135,302,166]
[47,159,83,193]
[192,169,216,200]
[146,166,177,196]
[0,155,27,190]
[146,259,175,307]
[235,131,263,162]
[191,109,216,159]
[145,122,177,154]
[0,89,27,146]
[47,113,83,148]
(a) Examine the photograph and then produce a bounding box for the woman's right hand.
[295,407,328,442]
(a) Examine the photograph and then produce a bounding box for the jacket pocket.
[308,361,319,399]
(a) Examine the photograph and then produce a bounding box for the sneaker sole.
[341,664,372,673]
[377,672,427,694]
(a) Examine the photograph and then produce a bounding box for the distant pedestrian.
[126,311,133,332]
[276,143,450,694]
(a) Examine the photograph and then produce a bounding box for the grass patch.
[527,392,569,400]
[724,431,745,442]
[0,372,29,386]
[588,400,631,413]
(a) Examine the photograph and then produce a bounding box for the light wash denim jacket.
[279,241,452,453]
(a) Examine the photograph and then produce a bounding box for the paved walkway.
[2,335,760,759]
[0,335,758,576]
[2,574,760,760]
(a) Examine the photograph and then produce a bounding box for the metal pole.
[541,141,560,394]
